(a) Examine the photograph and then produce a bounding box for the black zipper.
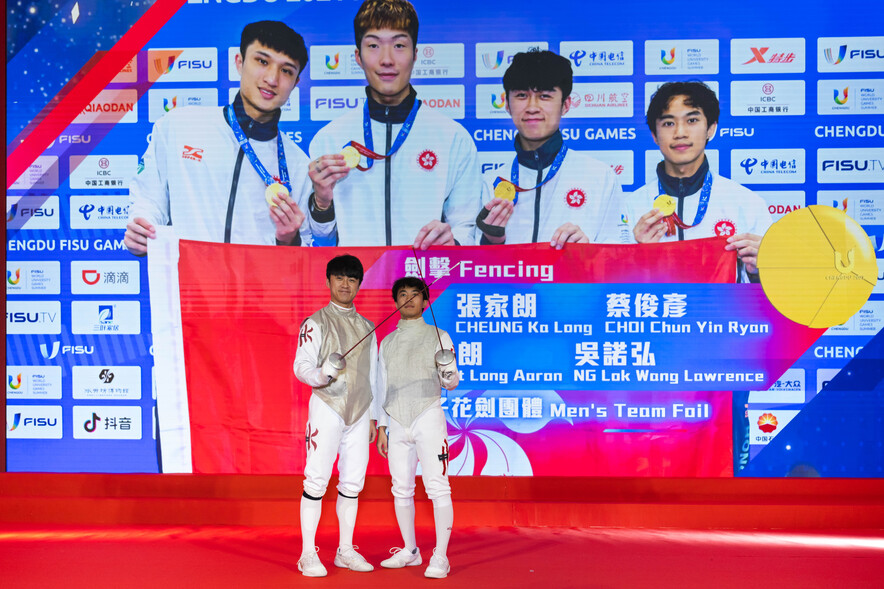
[384,107,393,246]
[531,152,542,243]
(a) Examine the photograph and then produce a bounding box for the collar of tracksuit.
[225,92,281,141]
[514,130,564,170]
[656,156,710,198]
[365,86,419,123]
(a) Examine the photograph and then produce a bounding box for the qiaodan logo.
[833,87,849,105]
[825,45,847,65]
[7,268,21,285]
[491,93,505,109]
[482,51,504,70]
[325,53,340,70]
[661,48,676,65]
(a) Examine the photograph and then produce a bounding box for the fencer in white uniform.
[375,276,459,579]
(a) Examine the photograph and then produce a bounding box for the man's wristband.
[309,193,335,223]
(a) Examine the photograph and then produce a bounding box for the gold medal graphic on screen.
[341,145,361,169]
[265,182,289,207]
[757,204,877,328]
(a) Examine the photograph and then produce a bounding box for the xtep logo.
[7,268,21,285]
[569,49,586,67]
[743,47,769,64]
[8,373,22,390]
[182,145,204,162]
[491,93,505,109]
[482,51,504,69]
[325,53,340,70]
[834,87,849,105]
[835,248,855,274]
[82,270,101,285]
[155,55,175,75]
[163,97,177,112]
[825,45,847,65]
[660,48,676,65]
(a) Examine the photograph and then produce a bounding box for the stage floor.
[3,524,882,588]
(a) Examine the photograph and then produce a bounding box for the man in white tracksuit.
[476,49,626,247]
[375,276,459,579]
[125,21,312,254]
[293,254,379,577]
[306,0,484,249]
[623,81,772,283]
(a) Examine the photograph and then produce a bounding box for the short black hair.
[391,276,429,303]
[646,81,719,135]
[354,0,419,49]
[326,254,364,283]
[240,21,309,71]
[503,49,573,102]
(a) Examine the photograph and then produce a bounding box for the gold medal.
[494,180,517,202]
[341,145,361,169]
[653,194,676,217]
[265,182,289,207]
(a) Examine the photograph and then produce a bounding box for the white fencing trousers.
[303,393,370,498]
[387,401,451,500]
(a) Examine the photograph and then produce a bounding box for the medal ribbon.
[493,144,569,201]
[342,99,422,171]
[225,105,290,191]
[656,170,713,236]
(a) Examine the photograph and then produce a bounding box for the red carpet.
[2,524,882,588]
[2,475,883,587]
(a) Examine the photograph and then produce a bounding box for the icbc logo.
[565,188,586,208]
[423,47,434,58]
[714,219,736,237]
[98,158,110,169]
[418,150,438,170]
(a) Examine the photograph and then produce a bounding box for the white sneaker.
[334,546,374,572]
[380,547,422,568]
[298,548,327,577]
[424,549,450,579]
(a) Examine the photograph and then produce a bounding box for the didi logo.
[825,45,847,65]
[8,373,22,390]
[325,53,340,70]
[833,87,848,105]
[660,48,676,65]
[7,268,21,285]
[491,93,505,109]
[482,51,504,70]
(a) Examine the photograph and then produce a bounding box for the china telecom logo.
[833,87,849,105]
[825,45,847,65]
[491,93,505,109]
[325,53,340,70]
[482,51,504,70]
[661,48,676,65]
[163,97,177,112]
[7,269,21,285]
[8,374,22,390]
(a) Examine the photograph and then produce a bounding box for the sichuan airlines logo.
[325,53,340,70]
[660,48,676,65]
[825,45,847,65]
[834,87,849,105]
